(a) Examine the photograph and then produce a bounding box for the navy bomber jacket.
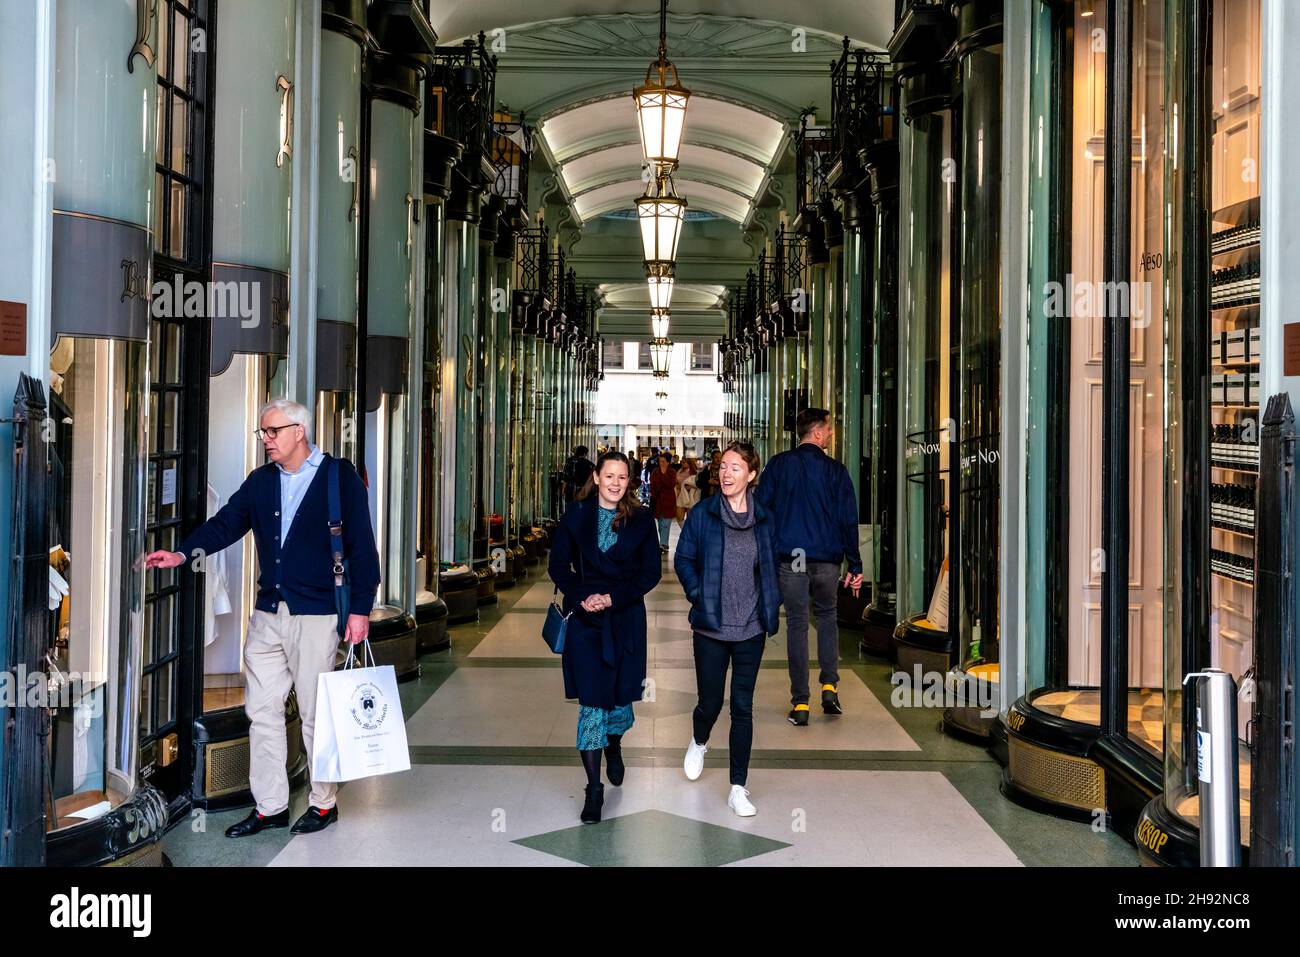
[753,442,863,575]
[177,454,381,617]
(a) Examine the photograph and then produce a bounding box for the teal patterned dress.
[576,506,635,750]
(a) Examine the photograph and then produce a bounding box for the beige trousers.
[245,605,340,815]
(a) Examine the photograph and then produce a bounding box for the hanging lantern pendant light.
[650,336,673,377]
[646,269,674,311]
[637,171,687,266]
[634,0,690,172]
[635,0,686,370]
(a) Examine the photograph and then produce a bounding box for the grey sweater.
[695,491,763,642]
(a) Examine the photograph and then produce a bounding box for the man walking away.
[754,408,863,725]
[145,399,380,836]
[562,445,595,504]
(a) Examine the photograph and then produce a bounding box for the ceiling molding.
[538,84,789,128]
[436,11,880,54]
[570,173,754,206]
[559,136,771,170]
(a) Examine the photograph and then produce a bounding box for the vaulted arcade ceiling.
[431,3,895,341]
[540,94,784,225]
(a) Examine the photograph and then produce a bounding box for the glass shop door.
[140,0,213,812]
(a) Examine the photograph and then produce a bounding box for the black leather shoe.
[580,783,605,823]
[822,687,843,715]
[605,745,625,787]
[788,707,810,727]
[290,805,338,834]
[224,808,289,838]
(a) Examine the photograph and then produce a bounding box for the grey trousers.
[778,560,841,705]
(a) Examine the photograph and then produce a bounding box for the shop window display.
[946,7,1003,739]
[1160,0,1262,850]
[892,63,955,676]
[46,337,148,829]
[1024,0,1166,754]
[201,353,282,714]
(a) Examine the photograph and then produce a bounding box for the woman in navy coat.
[548,450,662,823]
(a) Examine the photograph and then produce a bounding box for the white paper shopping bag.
[311,642,411,783]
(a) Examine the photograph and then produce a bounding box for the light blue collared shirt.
[277,444,324,544]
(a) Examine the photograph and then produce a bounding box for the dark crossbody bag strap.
[327,457,348,636]
[553,520,583,604]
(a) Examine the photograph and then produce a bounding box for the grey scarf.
[699,490,761,642]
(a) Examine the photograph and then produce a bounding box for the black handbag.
[542,596,570,654]
[542,544,582,654]
[326,458,351,638]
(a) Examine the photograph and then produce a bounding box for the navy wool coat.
[548,499,662,710]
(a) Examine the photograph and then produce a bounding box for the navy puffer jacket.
[673,492,781,636]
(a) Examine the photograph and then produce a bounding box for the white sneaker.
[728,785,756,817]
[684,738,708,781]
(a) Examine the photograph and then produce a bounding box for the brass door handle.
[347,146,360,222]
[128,0,157,73]
[276,75,294,168]
[405,192,415,257]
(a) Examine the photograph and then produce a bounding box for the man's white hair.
[259,398,312,439]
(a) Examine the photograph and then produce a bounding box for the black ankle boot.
[605,743,625,787]
[580,783,605,823]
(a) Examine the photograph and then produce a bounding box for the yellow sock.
[822,684,837,692]
[793,703,810,712]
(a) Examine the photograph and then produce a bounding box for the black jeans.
[692,632,766,786]
[778,560,841,705]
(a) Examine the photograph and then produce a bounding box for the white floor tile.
[404,666,917,752]
[266,765,1020,867]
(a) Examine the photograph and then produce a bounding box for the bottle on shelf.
[1210,259,1261,309]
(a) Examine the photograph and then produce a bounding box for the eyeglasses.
[254,422,299,440]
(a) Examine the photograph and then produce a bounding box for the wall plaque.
[1284,322,1300,376]
[0,300,27,356]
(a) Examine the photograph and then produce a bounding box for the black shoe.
[822,687,843,715]
[290,805,338,834]
[224,808,289,838]
[788,707,809,727]
[605,745,625,787]
[580,783,605,823]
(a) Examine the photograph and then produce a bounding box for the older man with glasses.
[145,398,380,838]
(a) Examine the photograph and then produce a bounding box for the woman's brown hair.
[724,441,762,486]
[576,450,644,528]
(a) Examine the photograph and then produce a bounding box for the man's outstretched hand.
[144,550,186,569]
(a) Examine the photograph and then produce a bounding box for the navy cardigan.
[177,455,381,617]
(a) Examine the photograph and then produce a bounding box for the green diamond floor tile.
[513,808,790,867]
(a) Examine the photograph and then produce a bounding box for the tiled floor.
[163,524,1138,867]
[1033,688,1165,755]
